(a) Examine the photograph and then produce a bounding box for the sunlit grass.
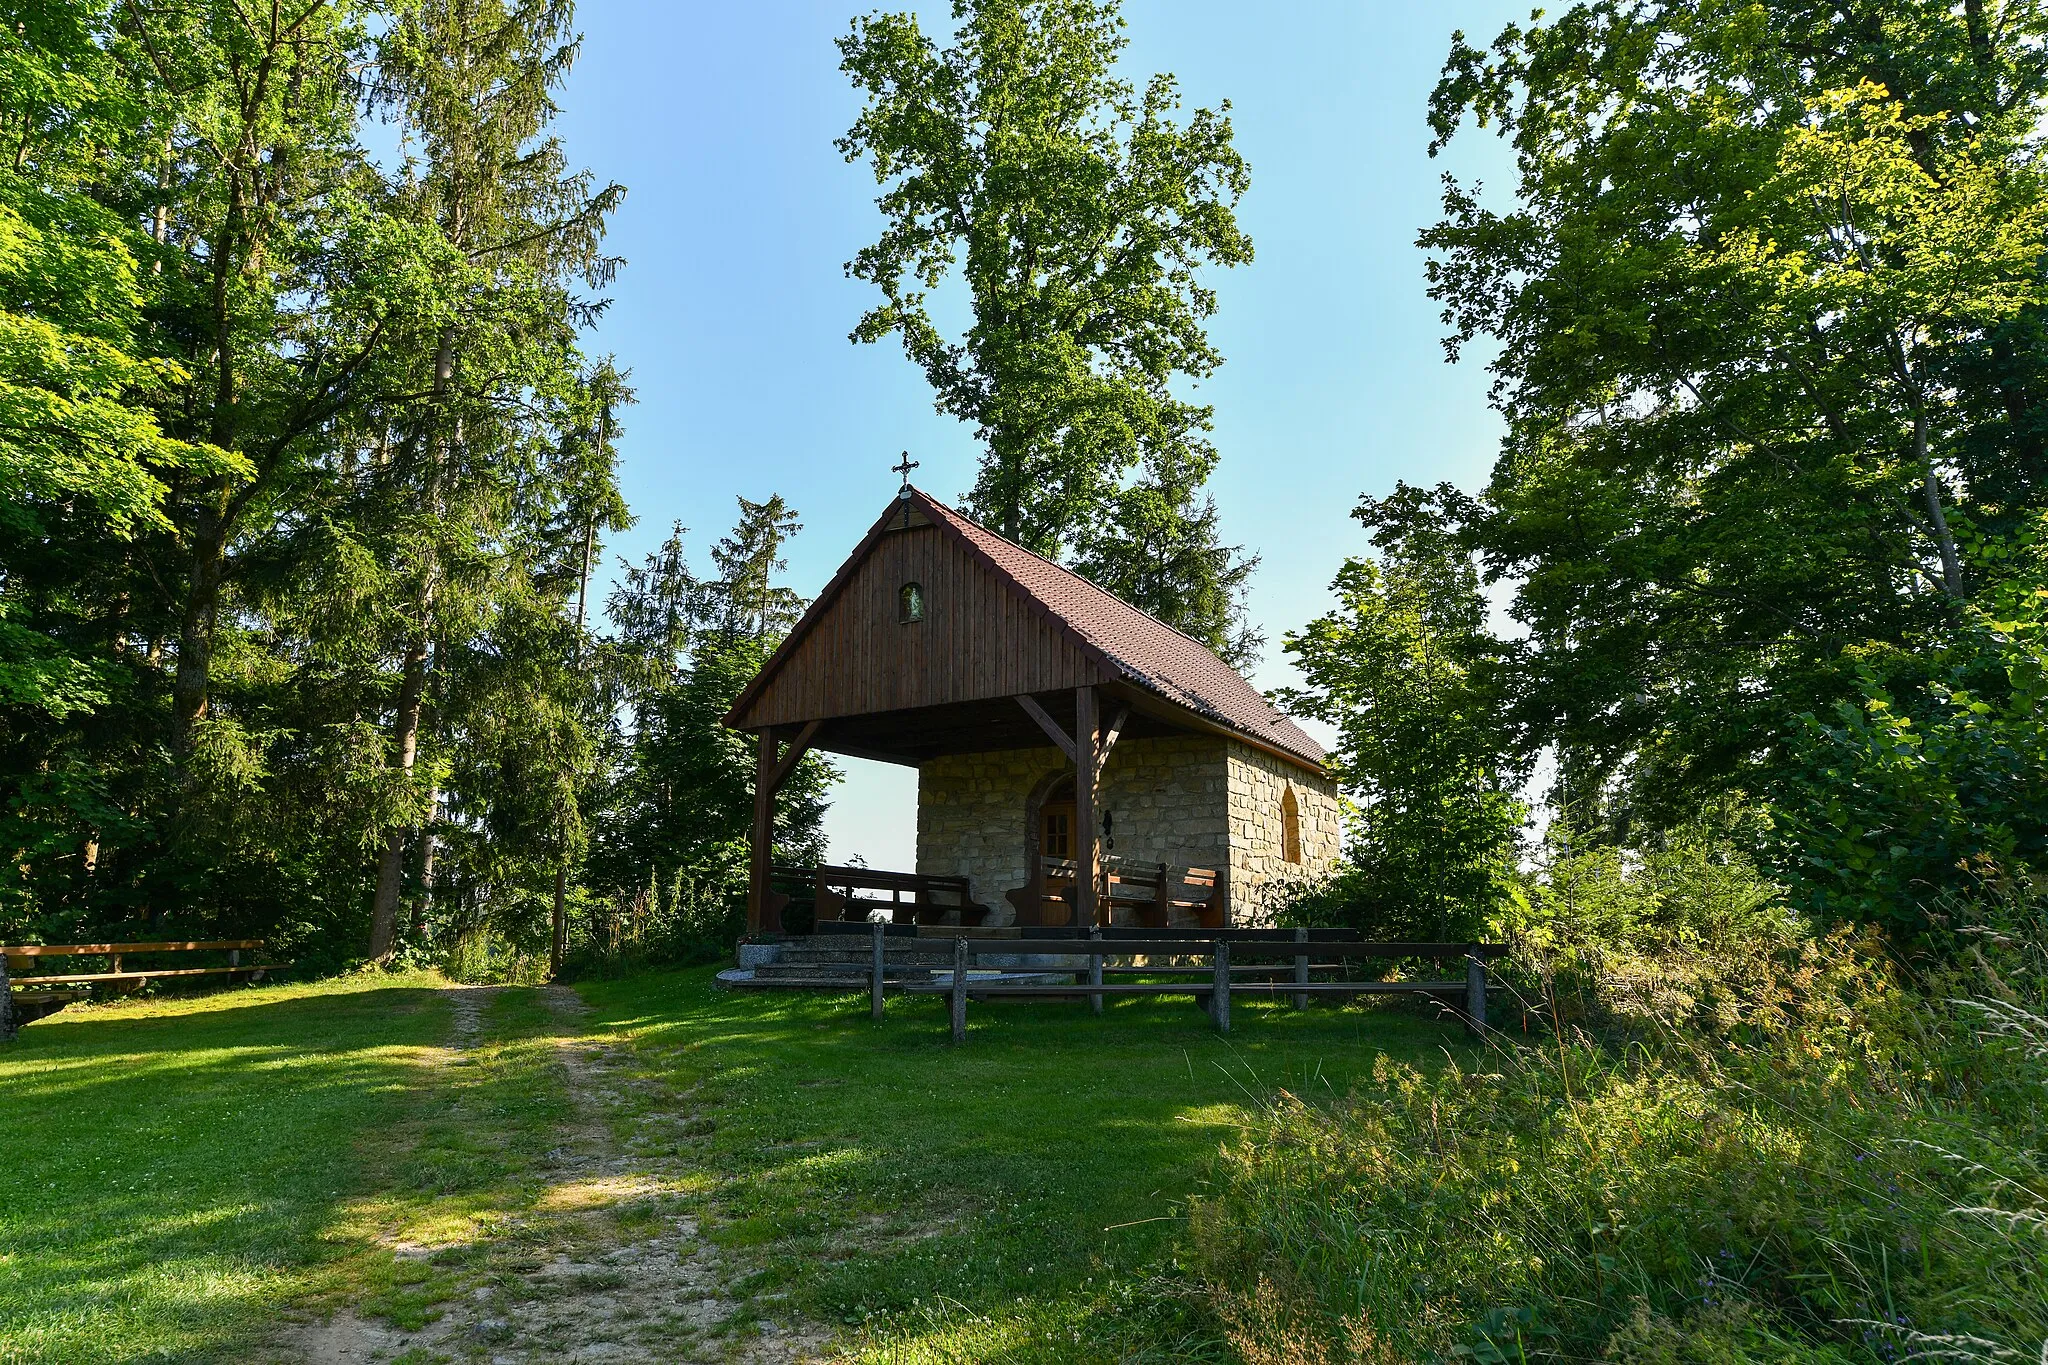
[575,966,1478,1361]
[0,975,451,1364]
[0,976,593,1364]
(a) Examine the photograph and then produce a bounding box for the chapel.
[723,487,1341,932]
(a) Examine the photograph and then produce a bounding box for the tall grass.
[1189,850,2048,1363]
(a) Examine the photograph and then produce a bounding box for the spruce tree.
[363,0,625,960]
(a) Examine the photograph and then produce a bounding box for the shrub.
[1188,868,2048,1363]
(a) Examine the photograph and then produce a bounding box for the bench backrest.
[3,940,264,963]
[814,865,971,896]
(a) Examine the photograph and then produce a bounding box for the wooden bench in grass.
[857,928,1509,1042]
[0,940,287,1038]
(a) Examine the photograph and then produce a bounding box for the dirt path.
[278,985,828,1364]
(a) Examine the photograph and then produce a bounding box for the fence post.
[1210,938,1231,1034]
[0,949,13,1042]
[1087,926,1103,1017]
[1292,927,1309,1010]
[950,935,968,1044]
[870,920,886,1022]
[1466,946,1488,1036]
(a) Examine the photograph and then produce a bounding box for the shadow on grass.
[0,978,456,1365]
[574,966,1478,1363]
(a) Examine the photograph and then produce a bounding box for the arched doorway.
[1016,769,1079,925]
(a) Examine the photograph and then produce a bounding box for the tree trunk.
[368,629,431,961]
[368,325,458,962]
[171,520,227,748]
[551,863,568,978]
[1913,407,1965,599]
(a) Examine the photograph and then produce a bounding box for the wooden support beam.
[748,721,826,936]
[871,920,887,1022]
[768,719,824,793]
[1292,926,1310,1010]
[1099,704,1129,764]
[1087,926,1104,1017]
[1075,686,1100,929]
[1014,694,1078,764]
[748,731,777,935]
[1466,947,1488,1036]
[950,936,969,1043]
[1210,938,1231,1033]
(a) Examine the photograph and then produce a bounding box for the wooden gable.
[727,513,1108,731]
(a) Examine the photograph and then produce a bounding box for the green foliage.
[1191,867,2048,1364]
[1772,539,2048,934]
[1278,484,1522,939]
[1421,0,2048,842]
[581,498,836,963]
[0,1,635,970]
[838,0,1261,661]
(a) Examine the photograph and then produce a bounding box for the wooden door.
[1040,801,1077,859]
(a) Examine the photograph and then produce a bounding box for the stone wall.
[916,735,1229,924]
[1224,742,1344,925]
[915,734,1340,926]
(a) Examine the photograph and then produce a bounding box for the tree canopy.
[839,0,1261,662]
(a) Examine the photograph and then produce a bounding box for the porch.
[757,854,1229,935]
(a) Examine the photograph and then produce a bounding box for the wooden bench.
[806,865,991,928]
[856,927,1508,1041]
[1005,857,1228,928]
[1,940,287,1039]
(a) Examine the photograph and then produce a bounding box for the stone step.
[749,962,940,982]
[776,947,956,966]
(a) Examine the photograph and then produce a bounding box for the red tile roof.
[917,493,1328,771]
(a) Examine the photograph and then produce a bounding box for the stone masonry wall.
[1224,742,1344,925]
[916,735,1229,925]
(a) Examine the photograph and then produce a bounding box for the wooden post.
[1466,947,1488,1036]
[1210,938,1231,1034]
[0,950,13,1042]
[748,729,776,935]
[1292,926,1309,1010]
[950,935,968,1044]
[871,920,887,1022]
[1074,686,1100,929]
[747,720,822,936]
[1087,926,1103,1017]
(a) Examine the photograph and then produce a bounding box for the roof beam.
[1099,703,1130,764]
[1014,694,1079,765]
[768,719,824,793]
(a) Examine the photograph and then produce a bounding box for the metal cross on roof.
[892,452,919,489]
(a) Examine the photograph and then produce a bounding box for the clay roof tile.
[917,495,1327,770]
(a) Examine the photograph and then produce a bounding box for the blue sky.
[553,0,1528,867]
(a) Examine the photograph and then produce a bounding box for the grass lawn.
[0,976,453,1364]
[0,965,1476,1364]
[0,977,591,1365]
[575,967,1475,1363]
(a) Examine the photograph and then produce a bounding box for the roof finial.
[892,451,919,497]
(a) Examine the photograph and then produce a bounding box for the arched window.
[899,581,925,622]
[1281,786,1302,864]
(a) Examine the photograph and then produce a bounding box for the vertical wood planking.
[741,524,1109,728]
